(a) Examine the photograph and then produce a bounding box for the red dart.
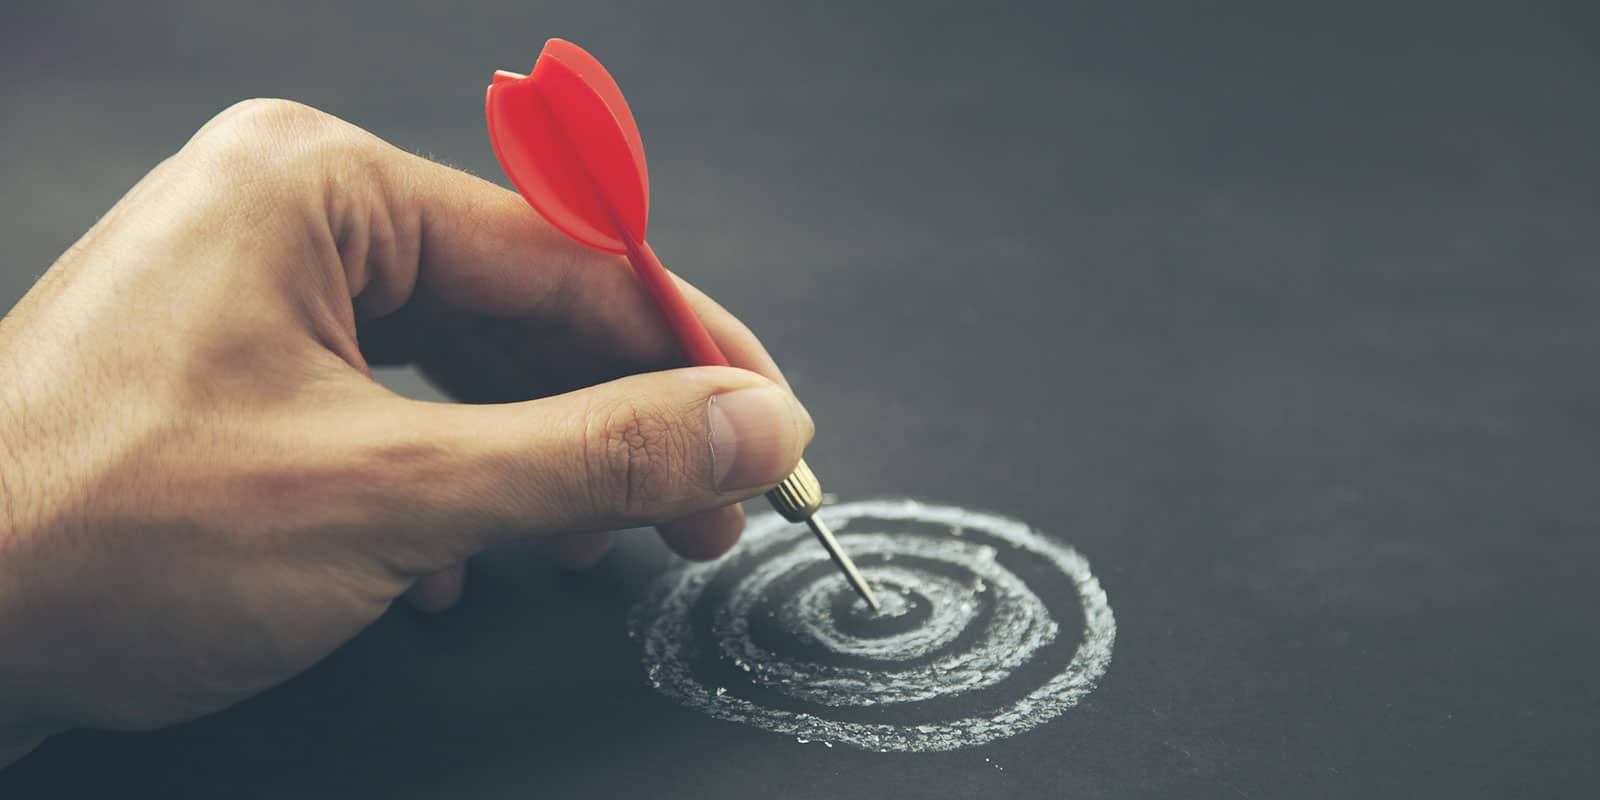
[485,39,879,609]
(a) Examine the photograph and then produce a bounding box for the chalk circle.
[630,499,1116,752]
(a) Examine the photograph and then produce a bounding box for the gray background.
[2,1,1598,797]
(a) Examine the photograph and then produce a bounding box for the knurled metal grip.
[766,458,823,522]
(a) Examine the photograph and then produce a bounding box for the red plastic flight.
[486,38,727,368]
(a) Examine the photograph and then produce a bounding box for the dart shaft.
[611,228,875,608]
[617,227,728,367]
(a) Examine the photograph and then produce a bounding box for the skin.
[0,99,813,766]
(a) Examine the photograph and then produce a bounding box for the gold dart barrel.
[766,459,824,521]
[766,459,880,609]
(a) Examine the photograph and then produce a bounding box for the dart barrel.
[765,458,823,522]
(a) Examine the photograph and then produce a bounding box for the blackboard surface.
[2,2,1597,797]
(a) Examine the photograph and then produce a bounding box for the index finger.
[391,154,790,387]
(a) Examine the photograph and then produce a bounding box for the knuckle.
[261,429,446,523]
[584,399,688,517]
[202,98,334,142]
[257,428,462,569]
[185,98,366,190]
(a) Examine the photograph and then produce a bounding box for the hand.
[0,99,813,764]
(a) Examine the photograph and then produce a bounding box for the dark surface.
[3,2,1598,797]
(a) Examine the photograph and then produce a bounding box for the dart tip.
[804,515,879,611]
[857,578,882,612]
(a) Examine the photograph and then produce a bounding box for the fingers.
[536,506,746,569]
[396,515,739,601]
[537,531,617,570]
[175,100,789,392]
[658,504,746,561]
[357,145,792,384]
[671,279,790,390]
[401,518,731,594]
[405,563,465,612]
[178,104,797,568]
[397,522,721,604]
[364,365,811,559]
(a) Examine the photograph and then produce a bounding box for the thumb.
[369,366,812,557]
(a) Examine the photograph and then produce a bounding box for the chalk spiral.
[630,499,1116,752]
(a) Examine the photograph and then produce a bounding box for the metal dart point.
[766,459,880,610]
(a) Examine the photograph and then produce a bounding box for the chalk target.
[629,499,1116,752]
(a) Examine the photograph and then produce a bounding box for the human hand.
[0,99,812,764]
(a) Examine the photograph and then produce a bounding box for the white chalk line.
[630,499,1116,752]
